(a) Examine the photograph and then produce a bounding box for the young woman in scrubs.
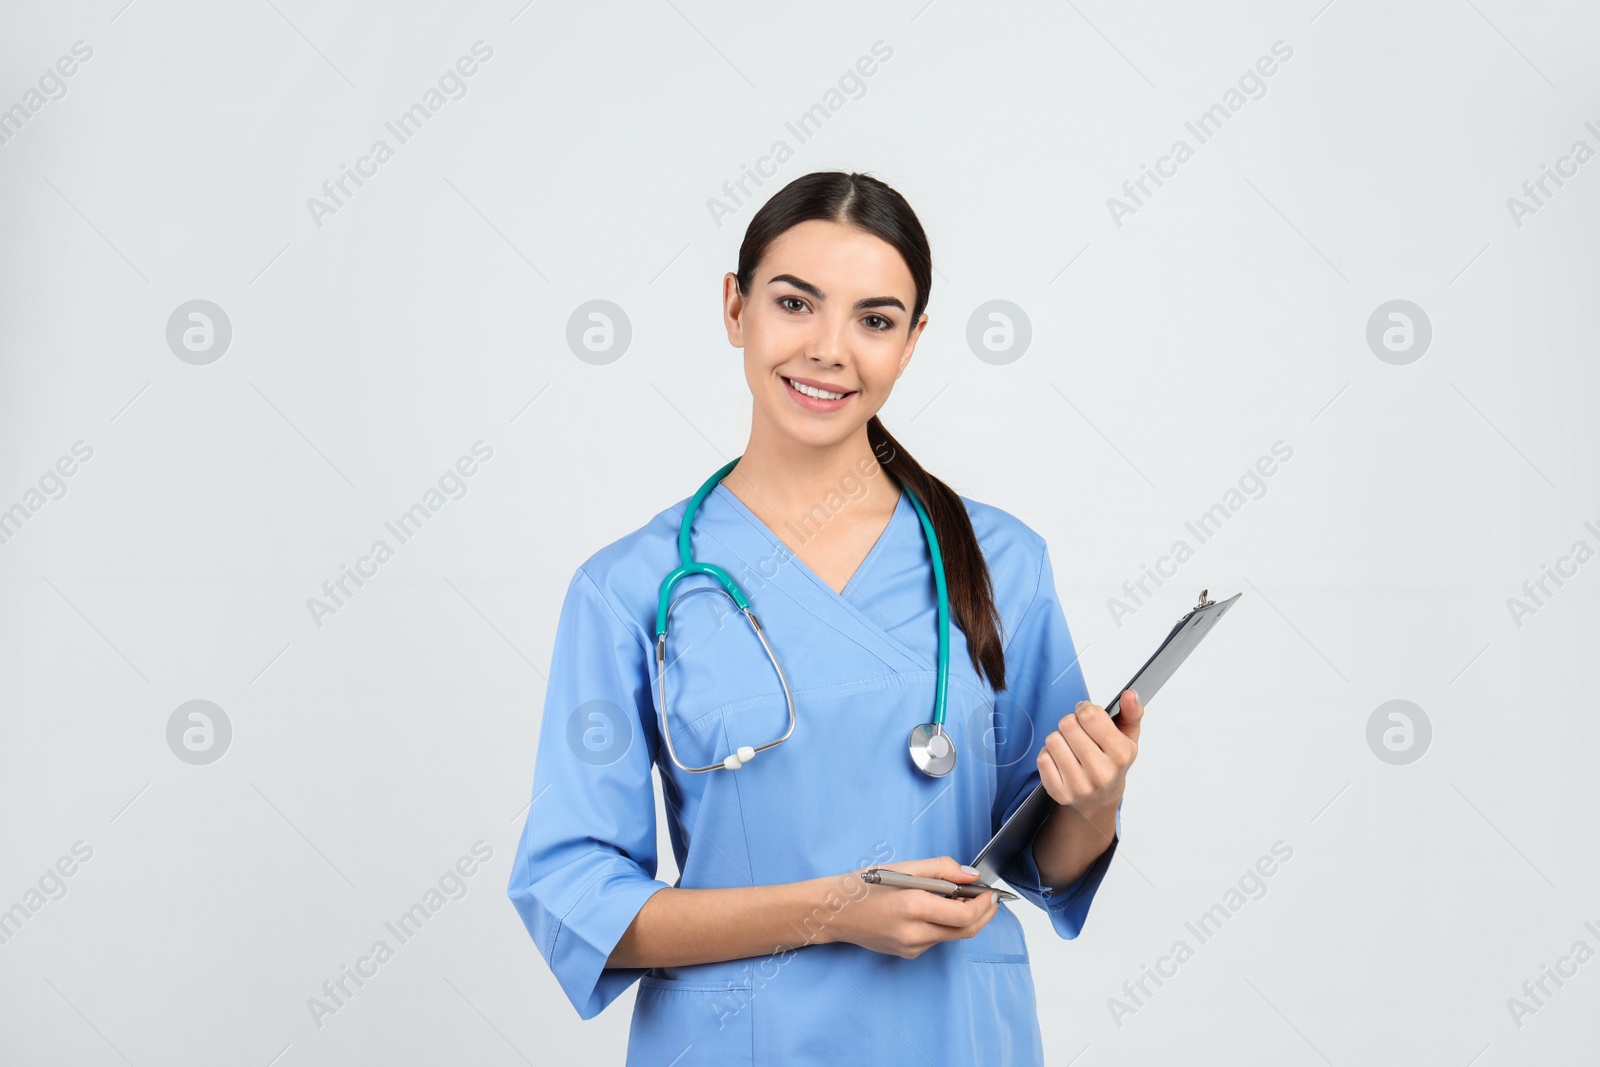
[508,171,1145,1065]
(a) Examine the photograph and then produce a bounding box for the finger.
[1047,724,1095,791]
[1042,730,1093,798]
[1073,700,1135,764]
[1117,689,1145,743]
[905,889,993,929]
[1060,712,1118,783]
[892,855,980,883]
[1037,745,1072,804]
[946,889,1001,936]
[971,891,1003,933]
[953,892,1000,938]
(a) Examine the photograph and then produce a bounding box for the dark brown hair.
[734,171,1007,693]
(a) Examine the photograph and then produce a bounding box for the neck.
[724,417,895,523]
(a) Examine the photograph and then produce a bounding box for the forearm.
[607,876,843,969]
[1031,801,1117,891]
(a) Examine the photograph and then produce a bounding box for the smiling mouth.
[783,376,856,401]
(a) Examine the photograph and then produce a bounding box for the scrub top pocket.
[961,904,1032,965]
[627,972,754,1067]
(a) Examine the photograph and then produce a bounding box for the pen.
[859,868,1019,902]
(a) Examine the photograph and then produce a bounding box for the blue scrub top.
[508,480,1119,1065]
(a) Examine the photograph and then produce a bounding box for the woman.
[507,171,1143,1065]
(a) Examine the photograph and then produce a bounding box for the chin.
[779,420,849,448]
[768,406,859,448]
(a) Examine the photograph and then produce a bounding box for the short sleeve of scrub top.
[505,567,673,1020]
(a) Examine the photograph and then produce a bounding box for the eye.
[863,313,894,332]
[777,295,809,313]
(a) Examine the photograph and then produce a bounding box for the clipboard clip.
[1193,588,1215,611]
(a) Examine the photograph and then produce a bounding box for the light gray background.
[3,0,1597,1064]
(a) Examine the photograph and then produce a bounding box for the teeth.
[788,378,847,400]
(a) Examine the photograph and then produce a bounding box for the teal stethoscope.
[655,456,956,777]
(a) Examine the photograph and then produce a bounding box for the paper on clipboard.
[969,589,1243,888]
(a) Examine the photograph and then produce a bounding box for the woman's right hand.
[821,855,1001,959]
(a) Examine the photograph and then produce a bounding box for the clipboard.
[969,588,1243,888]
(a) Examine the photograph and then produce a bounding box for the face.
[723,219,927,450]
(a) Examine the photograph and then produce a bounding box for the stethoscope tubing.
[654,455,952,772]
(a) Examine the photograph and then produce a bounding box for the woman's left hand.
[1037,689,1143,817]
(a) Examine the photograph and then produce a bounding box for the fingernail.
[960,864,979,876]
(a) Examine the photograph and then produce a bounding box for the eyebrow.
[765,273,906,313]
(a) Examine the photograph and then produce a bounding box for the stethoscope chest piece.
[908,722,956,777]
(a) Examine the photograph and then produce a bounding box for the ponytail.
[868,416,1006,692]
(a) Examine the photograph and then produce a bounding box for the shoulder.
[565,496,693,641]
[957,494,1055,631]
[960,494,1048,561]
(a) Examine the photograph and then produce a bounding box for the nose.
[805,310,848,368]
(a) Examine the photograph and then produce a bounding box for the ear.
[723,272,746,347]
[896,313,929,378]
